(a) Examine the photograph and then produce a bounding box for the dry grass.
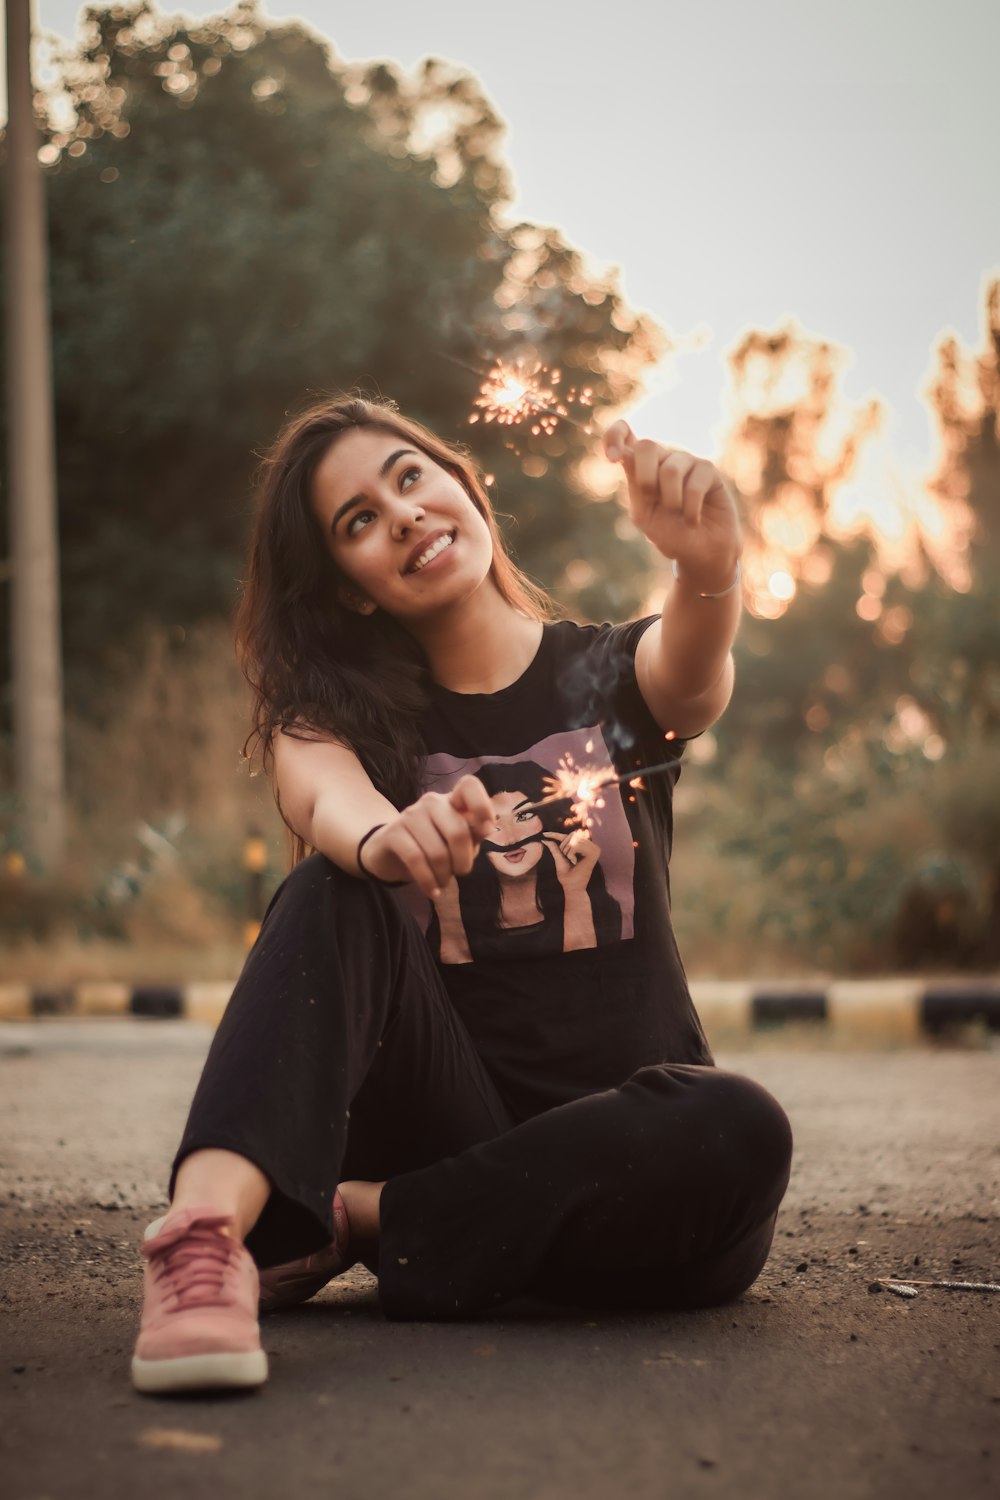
[1,623,287,979]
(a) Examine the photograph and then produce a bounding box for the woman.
[131,395,793,1395]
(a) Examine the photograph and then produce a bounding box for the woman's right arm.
[272,730,495,901]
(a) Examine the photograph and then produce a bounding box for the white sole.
[132,1349,269,1393]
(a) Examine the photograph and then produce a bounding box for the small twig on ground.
[874,1276,1000,1295]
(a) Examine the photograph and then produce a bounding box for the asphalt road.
[1,1019,998,1500]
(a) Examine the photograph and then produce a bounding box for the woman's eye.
[346,509,375,537]
[399,465,421,491]
[516,809,535,823]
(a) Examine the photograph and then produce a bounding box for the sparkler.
[439,352,594,436]
[518,752,680,829]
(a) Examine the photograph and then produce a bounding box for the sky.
[18,0,1000,479]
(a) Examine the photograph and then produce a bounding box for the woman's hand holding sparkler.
[359,777,495,900]
[603,420,743,595]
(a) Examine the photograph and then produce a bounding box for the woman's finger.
[656,450,690,515]
[603,419,635,464]
[632,439,664,497]
[397,807,456,893]
[681,459,716,528]
[426,796,480,878]
[387,825,445,899]
[450,775,495,838]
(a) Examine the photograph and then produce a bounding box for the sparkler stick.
[518,759,679,817]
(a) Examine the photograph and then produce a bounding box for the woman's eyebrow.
[329,448,420,533]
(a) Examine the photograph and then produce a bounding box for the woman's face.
[486,792,544,879]
[311,427,495,621]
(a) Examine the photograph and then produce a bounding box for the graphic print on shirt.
[400,726,637,965]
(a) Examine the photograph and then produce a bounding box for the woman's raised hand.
[358,775,495,899]
[543,828,601,891]
[603,419,742,595]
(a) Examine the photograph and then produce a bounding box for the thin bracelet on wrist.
[671,557,742,598]
[356,824,408,888]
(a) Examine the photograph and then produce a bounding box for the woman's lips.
[406,530,457,576]
[501,848,526,864]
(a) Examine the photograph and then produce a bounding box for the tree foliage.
[672,282,1000,970]
[1,1,663,709]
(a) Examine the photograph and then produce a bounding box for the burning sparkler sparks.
[519,755,680,829]
[471,360,593,436]
[439,352,594,436]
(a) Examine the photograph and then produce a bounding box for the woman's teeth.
[411,533,454,572]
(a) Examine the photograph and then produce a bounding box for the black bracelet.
[356,824,408,888]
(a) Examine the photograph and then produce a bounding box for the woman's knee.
[266,851,391,932]
[708,1069,794,1198]
[274,851,353,906]
[633,1063,793,1199]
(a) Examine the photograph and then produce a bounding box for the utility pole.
[3,0,66,868]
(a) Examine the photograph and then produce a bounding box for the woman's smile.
[405,529,457,576]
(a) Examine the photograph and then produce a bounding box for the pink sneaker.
[131,1207,268,1394]
[258,1190,355,1314]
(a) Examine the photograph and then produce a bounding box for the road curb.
[0,978,998,1038]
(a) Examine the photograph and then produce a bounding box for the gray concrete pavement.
[1,1020,998,1500]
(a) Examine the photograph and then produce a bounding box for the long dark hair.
[236,395,556,855]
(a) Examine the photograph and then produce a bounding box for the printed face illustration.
[486,793,545,878]
[402,730,640,956]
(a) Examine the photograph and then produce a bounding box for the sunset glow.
[718,321,985,619]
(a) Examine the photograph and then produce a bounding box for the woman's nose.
[390,499,426,538]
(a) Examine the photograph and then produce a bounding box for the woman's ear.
[336,584,377,615]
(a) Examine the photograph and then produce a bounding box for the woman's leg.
[168,853,515,1267]
[155,856,790,1325]
[375,1063,793,1318]
[170,1148,270,1239]
[135,855,514,1393]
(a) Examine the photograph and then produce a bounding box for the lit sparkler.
[440,352,594,436]
[519,752,679,829]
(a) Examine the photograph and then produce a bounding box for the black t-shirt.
[396,617,715,1121]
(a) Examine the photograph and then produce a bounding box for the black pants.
[171,855,793,1320]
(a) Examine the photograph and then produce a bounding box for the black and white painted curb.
[1,979,998,1040]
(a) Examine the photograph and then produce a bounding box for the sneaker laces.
[144,1212,244,1312]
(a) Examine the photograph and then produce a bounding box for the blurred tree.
[672,282,1000,972]
[0,0,663,713]
[713,293,997,765]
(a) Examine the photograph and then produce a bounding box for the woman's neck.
[410,584,545,695]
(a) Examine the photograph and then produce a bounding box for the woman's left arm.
[604,420,743,738]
